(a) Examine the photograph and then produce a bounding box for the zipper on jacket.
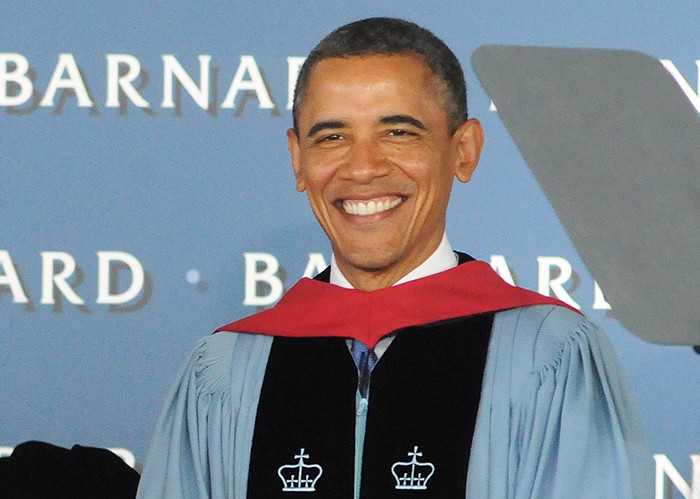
[354,392,368,498]
[354,352,372,498]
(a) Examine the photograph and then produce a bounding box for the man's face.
[288,54,483,290]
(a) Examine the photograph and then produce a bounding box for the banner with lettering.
[1,2,698,495]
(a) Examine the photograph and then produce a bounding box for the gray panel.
[472,45,699,345]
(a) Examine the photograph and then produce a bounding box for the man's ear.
[287,128,306,192]
[453,119,484,183]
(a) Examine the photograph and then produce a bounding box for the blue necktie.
[351,340,377,398]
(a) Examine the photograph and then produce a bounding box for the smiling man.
[288,53,482,292]
[137,18,650,498]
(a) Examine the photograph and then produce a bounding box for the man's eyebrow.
[307,120,346,138]
[379,115,426,130]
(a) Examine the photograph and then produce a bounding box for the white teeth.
[342,197,403,216]
[367,200,376,215]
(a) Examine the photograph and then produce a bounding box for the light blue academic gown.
[136,304,652,498]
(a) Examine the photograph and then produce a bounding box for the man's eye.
[319,133,342,142]
[388,129,410,137]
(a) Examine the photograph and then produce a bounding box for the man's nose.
[339,138,390,182]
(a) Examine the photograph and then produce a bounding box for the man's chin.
[335,250,404,277]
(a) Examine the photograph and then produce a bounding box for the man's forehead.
[297,54,450,127]
[301,54,441,106]
[310,53,432,79]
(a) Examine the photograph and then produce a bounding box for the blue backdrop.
[2,1,698,490]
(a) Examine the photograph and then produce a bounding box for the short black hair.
[292,17,468,134]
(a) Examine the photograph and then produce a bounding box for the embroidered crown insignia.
[277,448,323,492]
[391,446,435,490]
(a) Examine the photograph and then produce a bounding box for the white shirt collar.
[329,233,458,289]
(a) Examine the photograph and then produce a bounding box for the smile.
[341,196,404,216]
